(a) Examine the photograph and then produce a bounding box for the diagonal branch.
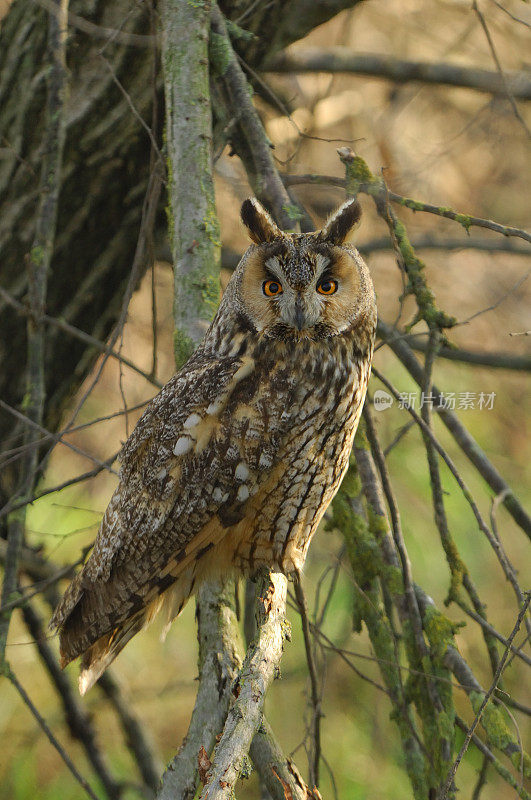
[22,600,123,800]
[378,319,531,537]
[441,595,531,797]
[210,3,302,231]
[6,668,101,800]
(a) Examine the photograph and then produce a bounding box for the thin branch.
[294,575,322,788]
[21,601,122,800]
[97,674,162,796]
[210,4,302,232]
[372,367,530,617]
[441,595,531,799]
[5,667,101,800]
[358,233,531,256]
[33,0,157,47]
[266,47,531,100]
[0,400,149,472]
[453,599,531,668]
[5,539,162,797]
[471,755,489,800]
[0,454,118,522]
[0,399,118,477]
[0,286,162,389]
[489,0,531,29]
[378,319,531,536]
[472,0,530,136]
[380,329,531,372]
[61,162,164,431]
[282,173,531,243]
[0,557,83,613]
[455,716,530,800]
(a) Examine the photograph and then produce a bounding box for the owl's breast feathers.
[51,314,375,691]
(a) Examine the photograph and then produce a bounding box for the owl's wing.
[51,345,294,667]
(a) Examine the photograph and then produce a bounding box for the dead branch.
[266,47,531,100]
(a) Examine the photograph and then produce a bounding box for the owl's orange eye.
[263,279,282,297]
[317,279,338,295]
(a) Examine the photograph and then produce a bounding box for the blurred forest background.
[0,0,530,799]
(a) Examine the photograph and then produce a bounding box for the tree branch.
[210,3,302,231]
[22,601,123,800]
[441,596,531,795]
[157,579,243,800]
[378,328,531,373]
[377,320,531,537]
[282,173,531,244]
[266,47,531,100]
[5,668,101,800]
[359,233,531,257]
[199,571,289,800]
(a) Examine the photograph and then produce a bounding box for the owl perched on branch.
[51,197,377,694]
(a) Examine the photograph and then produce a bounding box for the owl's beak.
[294,295,306,331]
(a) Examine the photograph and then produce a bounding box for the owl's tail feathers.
[77,567,198,693]
[78,611,146,695]
[50,562,200,694]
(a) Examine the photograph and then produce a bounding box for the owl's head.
[229,197,374,341]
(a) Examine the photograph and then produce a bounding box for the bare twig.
[21,601,122,800]
[358,233,531,256]
[372,367,530,618]
[210,4,302,232]
[379,328,531,372]
[441,595,531,799]
[455,716,530,800]
[61,162,164,430]
[294,575,322,788]
[472,0,530,136]
[0,399,118,477]
[5,668,101,800]
[98,671,161,795]
[0,454,118,521]
[378,319,531,536]
[33,0,157,47]
[0,286,162,388]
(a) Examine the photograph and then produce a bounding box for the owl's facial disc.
[239,197,366,339]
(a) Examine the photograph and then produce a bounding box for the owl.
[51,197,377,694]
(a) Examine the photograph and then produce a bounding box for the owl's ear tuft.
[319,198,362,245]
[241,198,283,244]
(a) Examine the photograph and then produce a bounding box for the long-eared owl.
[51,197,377,694]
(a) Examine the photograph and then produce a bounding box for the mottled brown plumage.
[51,197,377,694]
